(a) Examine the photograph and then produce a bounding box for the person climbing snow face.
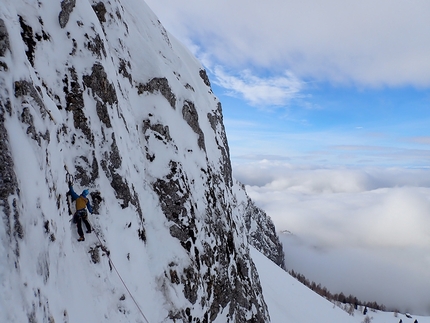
[69,185,93,241]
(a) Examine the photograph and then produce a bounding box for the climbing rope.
[65,165,149,322]
[93,230,150,323]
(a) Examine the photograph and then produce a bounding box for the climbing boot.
[77,236,85,242]
[86,229,92,234]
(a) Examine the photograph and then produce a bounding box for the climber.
[68,185,93,241]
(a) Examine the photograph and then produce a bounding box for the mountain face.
[0,1,285,322]
[234,181,285,270]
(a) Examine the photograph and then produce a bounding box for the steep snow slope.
[0,0,270,322]
[252,247,430,323]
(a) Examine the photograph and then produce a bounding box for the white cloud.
[212,68,302,107]
[236,162,430,314]
[145,0,430,88]
[409,136,430,145]
[249,183,430,249]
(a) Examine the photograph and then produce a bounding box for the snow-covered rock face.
[234,181,285,269]
[0,1,269,322]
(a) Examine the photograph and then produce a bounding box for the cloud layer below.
[234,162,430,314]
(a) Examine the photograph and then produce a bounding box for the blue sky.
[144,0,430,169]
[218,82,430,168]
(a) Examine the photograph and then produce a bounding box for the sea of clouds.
[234,161,430,315]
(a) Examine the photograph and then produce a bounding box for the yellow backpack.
[76,196,88,211]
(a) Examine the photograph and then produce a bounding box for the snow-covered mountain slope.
[252,247,430,323]
[233,181,285,269]
[0,0,272,322]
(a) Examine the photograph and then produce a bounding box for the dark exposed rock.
[20,107,37,140]
[111,173,130,208]
[108,133,121,169]
[169,269,180,284]
[142,119,172,143]
[243,191,285,269]
[100,133,143,218]
[199,69,211,88]
[130,184,143,220]
[89,246,100,263]
[13,198,23,241]
[154,162,216,318]
[101,133,127,205]
[85,33,106,59]
[156,20,171,48]
[59,0,76,28]
[82,63,116,128]
[169,224,189,242]
[182,100,206,152]
[102,167,128,209]
[0,102,19,243]
[89,191,102,214]
[137,77,176,109]
[182,266,199,304]
[83,62,117,106]
[75,152,99,187]
[96,100,111,128]
[152,161,199,254]
[92,2,107,24]
[118,59,132,85]
[207,105,219,132]
[69,37,77,56]
[44,220,50,234]
[138,227,146,242]
[145,151,155,162]
[14,80,54,130]
[153,160,269,322]
[34,26,50,42]
[0,61,7,72]
[19,16,36,66]
[184,83,194,91]
[18,15,50,65]
[201,167,270,323]
[0,18,10,57]
[207,102,232,187]
[141,116,166,162]
[63,67,93,142]
[19,107,50,146]
[152,161,191,224]
[14,80,46,113]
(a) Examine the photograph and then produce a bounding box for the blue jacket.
[69,185,93,213]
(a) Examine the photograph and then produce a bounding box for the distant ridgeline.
[288,269,391,314]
